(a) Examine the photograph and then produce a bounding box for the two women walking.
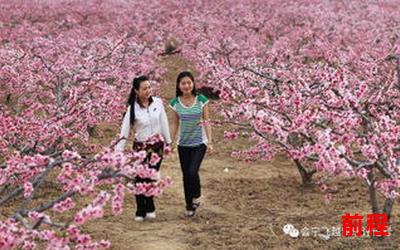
[116,71,213,220]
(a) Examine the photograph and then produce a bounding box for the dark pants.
[178,144,207,210]
[133,141,164,217]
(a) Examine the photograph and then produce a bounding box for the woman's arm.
[170,110,180,145]
[203,103,213,152]
[115,105,131,151]
[159,100,172,144]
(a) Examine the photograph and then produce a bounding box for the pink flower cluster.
[111,184,125,215]
[53,198,75,213]
[67,225,111,249]
[73,205,104,226]
[224,131,239,140]
[133,164,159,180]
[132,176,173,197]
[62,150,81,161]
[23,182,34,198]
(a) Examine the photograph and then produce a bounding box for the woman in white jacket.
[116,75,171,221]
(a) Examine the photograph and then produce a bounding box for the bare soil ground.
[81,152,399,250]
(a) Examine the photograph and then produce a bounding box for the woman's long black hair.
[176,71,197,97]
[127,75,151,125]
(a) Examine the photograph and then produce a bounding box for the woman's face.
[179,76,194,95]
[135,80,152,100]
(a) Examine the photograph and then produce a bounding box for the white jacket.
[115,97,172,151]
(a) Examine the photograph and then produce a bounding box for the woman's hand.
[169,142,177,153]
[207,143,214,154]
[165,142,178,160]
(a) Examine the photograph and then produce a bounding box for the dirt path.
[85,151,399,250]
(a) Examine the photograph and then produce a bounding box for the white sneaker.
[134,216,144,222]
[146,212,156,219]
[185,210,195,217]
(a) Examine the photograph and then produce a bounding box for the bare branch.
[17,158,62,214]
[0,158,64,206]
[14,212,34,229]
[28,190,76,215]
[376,160,394,179]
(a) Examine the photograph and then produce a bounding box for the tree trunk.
[367,170,380,214]
[294,159,316,187]
[383,197,394,221]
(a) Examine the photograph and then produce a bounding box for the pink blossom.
[92,191,110,207]
[111,184,125,215]
[224,131,239,140]
[74,205,104,226]
[62,150,81,161]
[324,193,332,204]
[53,198,75,213]
[23,182,34,198]
[163,145,172,155]
[149,153,161,166]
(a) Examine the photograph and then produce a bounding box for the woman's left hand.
[207,144,214,154]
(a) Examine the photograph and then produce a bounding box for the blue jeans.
[178,144,207,210]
